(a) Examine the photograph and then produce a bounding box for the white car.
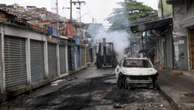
[115,58,158,89]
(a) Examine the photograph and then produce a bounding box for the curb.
[158,86,179,110]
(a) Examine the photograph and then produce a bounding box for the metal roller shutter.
[30,40,44,85]
[48,43,57,78]
[86,48,89,64]
[73,47,77,70]
[72,47,75,71]
[4,36,27,91]
[68,46,73,72]
[80,47,83,67]
[76,47,80,69]
[59,45,66,74]
[80,47,82,67]
[81,47,85,67]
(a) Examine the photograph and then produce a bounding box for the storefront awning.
[130,18,172,33]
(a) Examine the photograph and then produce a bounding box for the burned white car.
[115,58,158,89]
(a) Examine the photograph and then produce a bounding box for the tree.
[107,0,157,31]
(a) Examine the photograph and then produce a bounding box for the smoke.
[87,2,130,60]
[106,31,130,58]
[87,24,130,60]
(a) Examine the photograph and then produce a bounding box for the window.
[123,59,152,68]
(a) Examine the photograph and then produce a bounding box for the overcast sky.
[0,0,158,25]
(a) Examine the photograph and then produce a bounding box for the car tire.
[117,73,126,89]
[117,77,123,89]
[124,80,128,89]
[117,80,122,89]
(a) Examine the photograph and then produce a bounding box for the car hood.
[121,67,157,76]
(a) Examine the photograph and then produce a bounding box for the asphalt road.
[0,66,172,110]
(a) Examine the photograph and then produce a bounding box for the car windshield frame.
[122,59,153,68]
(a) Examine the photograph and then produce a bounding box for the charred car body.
[115,58,158,89]
[96,38,117,68]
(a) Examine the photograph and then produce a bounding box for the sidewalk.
[159,70,194,110]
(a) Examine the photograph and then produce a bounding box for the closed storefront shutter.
[59,45,66,74]
[68,46,73,72]
[77,47,80,69]
[48,43,57,78]
[30,40,44,84]
[72,47,75,71]
[86,48,89,64]
[83,47,86,66]
[80,47,83,67]
[4,36,27,91]
[73,47,77,70]
[81,47,85,67]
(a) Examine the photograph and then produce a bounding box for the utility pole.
[70,0,73,21]
[78,2,82,22]
[56,0,59,30]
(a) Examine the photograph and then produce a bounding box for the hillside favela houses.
[0,4,96,101]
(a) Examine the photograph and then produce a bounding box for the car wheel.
[117,76,123,89]
[117,73,126,89]
[117,79,122,89]
[124,79,128,89]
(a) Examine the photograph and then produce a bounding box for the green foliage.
[126,1,155,20]
[107,0,157,31]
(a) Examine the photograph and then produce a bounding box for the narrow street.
[0,0,194,110]
[1,66,172,110]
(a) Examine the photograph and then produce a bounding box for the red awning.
[65,23,75,39]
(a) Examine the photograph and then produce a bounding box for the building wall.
[171,1,194,70]
[162,0,172,17]
[173,1,187,37]
[172,1,194,33]
[0,23,88,99]
[158,0,173,18]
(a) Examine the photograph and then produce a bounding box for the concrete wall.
[171,1,194,70]
[173,1,194,33]
[173,1,187,37]
[158,0,172,18]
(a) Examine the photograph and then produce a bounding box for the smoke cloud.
[87,3,130,60]
[87,24,130,60]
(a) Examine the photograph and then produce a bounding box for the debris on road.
[113,103,122,109]
[51,79,64,86]
[0,67,173,110]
